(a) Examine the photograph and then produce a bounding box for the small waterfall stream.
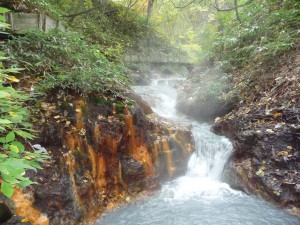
[96,77,300,225]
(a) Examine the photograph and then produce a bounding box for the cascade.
[96,76,300,225]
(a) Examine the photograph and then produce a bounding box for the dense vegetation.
[6,30,129,95]
[206,0,300,101]
[0,7,49,198]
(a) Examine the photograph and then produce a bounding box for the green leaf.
[0,153,8,159]
[10,115,23,123]
[2,173,19,184]
[0,164,9,175]
[6,131,15,143]
[4,165,25,177]
[26,161,42,169]
[17,179,36,189]
[0,91,10,98]
[21,122,32,128]
[15,130,34,139]
[9,145,19,153]
[10,141,25,152]
[1,181,14,198]
[0,137,6,143]
[0,7,10,14]
[4,158,33,170]
[0,119,12,124]
[9,151,19,158]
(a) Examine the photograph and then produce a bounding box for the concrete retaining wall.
[5,13,66,32]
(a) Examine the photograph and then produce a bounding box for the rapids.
[95,77,300,225]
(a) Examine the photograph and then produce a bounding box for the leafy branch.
[0,7,50,198]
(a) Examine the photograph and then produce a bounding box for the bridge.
[123,53,190,64]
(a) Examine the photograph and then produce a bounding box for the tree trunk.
[146,0,155,25]
[234,0,241,23]
[215,0,219,9]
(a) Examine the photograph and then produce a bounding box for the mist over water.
[96,77,300,225]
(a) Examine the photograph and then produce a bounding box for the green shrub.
[6,29,129,95]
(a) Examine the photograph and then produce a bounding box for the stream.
[96,77,300,225]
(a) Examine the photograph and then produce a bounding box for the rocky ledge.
[1,91,194,225]
[176,65,235,121]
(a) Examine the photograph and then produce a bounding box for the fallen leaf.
[7,76,20,82]
[21,218,28,223]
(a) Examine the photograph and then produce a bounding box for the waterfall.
[96,76,300,225]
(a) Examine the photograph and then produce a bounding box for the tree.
[146,0,155,24]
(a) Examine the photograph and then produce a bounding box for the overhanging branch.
[169,0,204,9]
[63,5,103,18]
[212,0,253,12]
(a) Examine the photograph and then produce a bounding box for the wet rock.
[0,195,30,225]
[121,157,146,183]
[213,116,300,211]
[0,202,13,223]
[221,161,245,191]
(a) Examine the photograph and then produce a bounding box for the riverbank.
[211,48,300,216]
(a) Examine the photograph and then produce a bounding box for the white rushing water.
[96,77,300,225]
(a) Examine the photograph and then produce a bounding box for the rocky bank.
[0,91,194,224]
[211,51,300,215]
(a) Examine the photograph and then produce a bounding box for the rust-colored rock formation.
[2,93,194,224]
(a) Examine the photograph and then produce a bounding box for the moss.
[91,96,114,106]
[115,101,125,114]
[81,104,88,116]
[73,149,89,161]
[117,114,125,120]
[59,101,72,111]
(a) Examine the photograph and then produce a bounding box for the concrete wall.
[5,13,66,32]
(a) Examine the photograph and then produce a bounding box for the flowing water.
[96,78,300,225]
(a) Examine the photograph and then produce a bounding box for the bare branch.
[169,0,204,9]
[63,6,102,18]
[212,0,253,12]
